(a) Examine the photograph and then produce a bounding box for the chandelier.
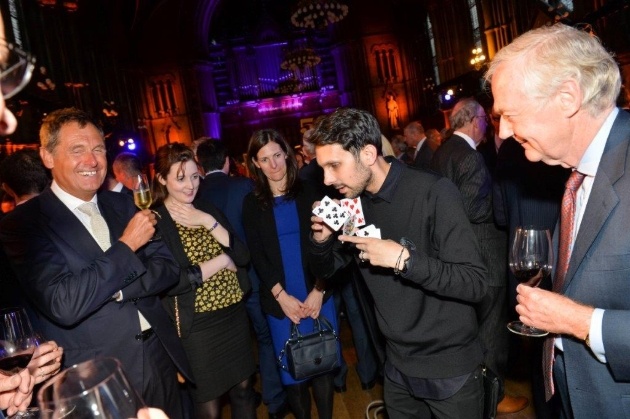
[291,0,349,29]
[470,47,486,70]
[281,48,321,72]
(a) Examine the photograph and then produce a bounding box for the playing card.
[340,198,366,227]
[356,224,381,239]
[342,215,359,236]
[312,196,350,231]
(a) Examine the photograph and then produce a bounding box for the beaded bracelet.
[208,220,219,233]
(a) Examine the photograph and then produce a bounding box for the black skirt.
[181,301,255,402]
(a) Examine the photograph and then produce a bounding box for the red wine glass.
[0,307,40,418]
[508,227,553,337]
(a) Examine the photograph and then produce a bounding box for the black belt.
[135,328,154,341]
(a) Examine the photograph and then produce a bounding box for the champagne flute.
[0,307,41,418]
[37,357,144,419]
[133,174,161,241]
[508,226,553,337]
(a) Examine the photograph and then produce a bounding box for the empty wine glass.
[37,357,144,419]
[508,226,553,337]
[132,174,161,241]
[0,307,41,418]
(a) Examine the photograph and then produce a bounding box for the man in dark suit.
[195,138,289,419]
[0,108,192,419]
[111,151,141,196]
[403,121,433,169]
[431,97,528,415]
[486,24,630,418]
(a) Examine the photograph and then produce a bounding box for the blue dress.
[267,196,339,385]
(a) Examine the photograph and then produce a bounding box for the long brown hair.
[151,142,196,207]
[246,129,300,210]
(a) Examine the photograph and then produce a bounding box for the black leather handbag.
[277,316,341,380]
[482,365,500,419]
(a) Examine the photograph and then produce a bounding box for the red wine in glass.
[0,353,34,376]
[0,307,40,418]
[508,227,553,337]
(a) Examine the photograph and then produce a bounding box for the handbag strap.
[277,315,339,371]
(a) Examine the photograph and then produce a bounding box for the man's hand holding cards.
[312,196,350,231]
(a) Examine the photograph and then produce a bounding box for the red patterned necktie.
[543,170,586,400]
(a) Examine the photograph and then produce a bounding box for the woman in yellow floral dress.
[152,143,256,419]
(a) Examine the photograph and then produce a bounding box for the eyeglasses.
[474,114,489,124]
[0,42,36,100]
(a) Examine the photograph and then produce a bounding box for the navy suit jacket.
[0,188,192,393]
[558,109,630,417]
[196,172,260,292]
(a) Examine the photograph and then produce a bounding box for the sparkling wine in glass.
[508,227,553,337]
[37,357,144,419]
[0,307,41,418]
[133,174,161,241]
[133,174,152,210]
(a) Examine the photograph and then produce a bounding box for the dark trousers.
[244,289,286,412]
[141,332,184,419]
[476,284,508,399]
[383,367,484,419]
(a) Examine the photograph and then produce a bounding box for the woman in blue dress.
[243,129,338,419]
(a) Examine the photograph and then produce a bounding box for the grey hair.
[484,24,620,117]
[450,98,482,130]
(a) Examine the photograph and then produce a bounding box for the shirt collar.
[50,180,97,211]
[576,107,619,177]
[453,131,477,149]
[363,156,402,203]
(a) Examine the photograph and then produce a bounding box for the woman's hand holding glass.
[28,342,63,385]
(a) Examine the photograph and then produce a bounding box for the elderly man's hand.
[516,284,593,340]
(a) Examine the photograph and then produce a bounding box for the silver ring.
[359,251,365,261]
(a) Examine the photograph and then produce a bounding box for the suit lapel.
[39,189,104,257]
[563,112,630,291]
[97,191,128,243]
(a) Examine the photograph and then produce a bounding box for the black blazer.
[0,188,193,388]
[413,140,434,170]
[431,134,493,224]
[155,199,250,338]
[242,181,331,318]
